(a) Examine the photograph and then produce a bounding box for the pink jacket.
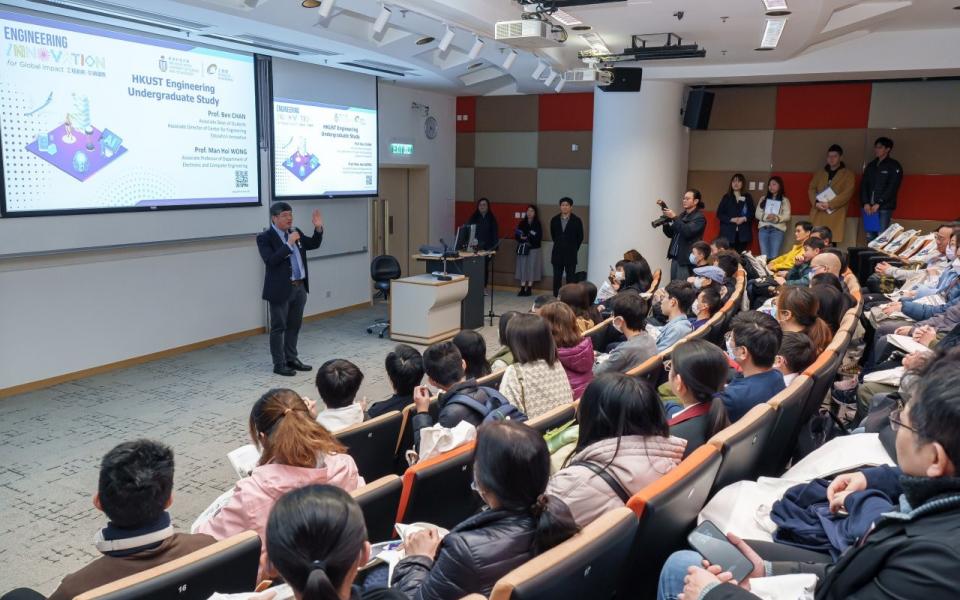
[557,337,595,399]
[197,453,363,581]
[546,435,686,527]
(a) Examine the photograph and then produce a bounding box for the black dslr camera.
[651,199,672,228]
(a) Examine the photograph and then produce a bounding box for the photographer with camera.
[655,189,707,281]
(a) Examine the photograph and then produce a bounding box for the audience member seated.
[810,252,843,281]
[775,332,817,386]
[594,292,657,375]
[656,281,697,352]
[539,301,594,398]
[767,221,813,272]
[880,246,960,324]
[261,485,407,600]
[618,258,654,297]
[579,280,604,323]
[810,283,846,335]
[711,237,731,255]
[776,286,833,354]
[391,421,579,599]
[2,441,217,600]
[489,311,519,371]
[367,344,424,419]
[688,240,712,271]
[596,259,629,305]
[453,330,492,380]
[691,287,723,329]
[315,360,366,432]
[719,312,785,421]
[198,389,363,581]
[558,283,596,333]
[412,341,508,449]
[665,340,731,457]
[715,251,741,300]
[547,373,685,527]
[500,313,574,417]
[776,237,826,287]
[869,223,953,293]
[811,224,834,247]
[660,348,960,600]
[822,247,847,273]
[532,294,558,314]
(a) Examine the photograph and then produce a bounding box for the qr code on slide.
[235,170,249,189]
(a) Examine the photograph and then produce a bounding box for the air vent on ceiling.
[200,33,339,56]
[340,59,412,77]
[26,0,212,31]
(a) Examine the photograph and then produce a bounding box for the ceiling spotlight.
[555,78,565,93]
[301,0,321,7]
[759,17,787,49]
[438,26,455,52]
[544,69,557,86]
[532,60,546,80]
[502,49,517,70]
[373,5,391,34]
[317,0,334,18]
[468,36,485,60]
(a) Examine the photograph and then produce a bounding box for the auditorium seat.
[623,445,722,596]
[395,441,481,530]
[758,376,815,477]
[487,507,638,600]
[800,349,842,426]
[394,399,439,469]
[526,402,577,435]
[351,475,403,543]
[337,410,403,481]
[708,403,777,496]
[75,531,260,600]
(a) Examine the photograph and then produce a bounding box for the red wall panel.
[538,92,594,131]
[893,175,960,220]
[456,96,477,133]
[775,83,872,130]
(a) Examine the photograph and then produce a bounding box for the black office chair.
[367,255,402,338]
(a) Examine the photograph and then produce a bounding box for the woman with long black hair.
[666,339,731,457]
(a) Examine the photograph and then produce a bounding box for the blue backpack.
[445,386,528,424]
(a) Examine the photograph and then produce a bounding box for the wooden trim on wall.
[1,301,372,399]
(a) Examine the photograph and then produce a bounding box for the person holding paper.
[755,176,790,260]
[809,144,855,244]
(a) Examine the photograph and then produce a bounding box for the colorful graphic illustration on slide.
[283,149,320,181]
[26,121,127,182]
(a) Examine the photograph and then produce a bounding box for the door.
[378,168,410,275]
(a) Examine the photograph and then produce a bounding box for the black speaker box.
[684,89,714,129]
[598,67,642,92]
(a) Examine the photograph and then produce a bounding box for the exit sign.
[390,142,414,155]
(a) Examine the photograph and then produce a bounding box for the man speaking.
[257,202,324,376]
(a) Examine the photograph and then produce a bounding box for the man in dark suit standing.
[549,196,585,297]
[257,202,324,376]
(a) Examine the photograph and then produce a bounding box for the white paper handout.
[764,199,782,216]
[749,574,818,600]
[888,334,934,355]
[191,488,235,533]
[228,444,261,479]
[815,187,836,203]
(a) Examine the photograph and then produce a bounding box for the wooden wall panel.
[865,128,960,175]
[771,129,867,174]
[456,133,475,168]
[707,86,777,130]
[688,130,774,172]
[537,169,591,207]
[537,131,593,169]
[474,168,538,205]
[475,95,538,132]
[474,132,539,168]
[869,81,960,129]
[456,168,474,202]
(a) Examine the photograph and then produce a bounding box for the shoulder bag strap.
[514,367,528,414]
[570,460,631,503]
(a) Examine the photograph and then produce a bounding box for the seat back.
[648,269,662,294]
[351,475,403,543]
[526,402,577,435]
[582,316,614,338]
[395,399,439,463]
[371,254,402,282]
[488,508,639,600]
[476,368,507,390]
[623,445,722,597]
[337,411,404,481]
[708,403,777,495]
[76,531,260,600]
[757,376,815,477]
[396,442,481,529]
[801,350,842,424]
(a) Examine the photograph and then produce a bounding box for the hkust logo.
[158,55,168,72]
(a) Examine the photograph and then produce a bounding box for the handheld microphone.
[288,228,301,248]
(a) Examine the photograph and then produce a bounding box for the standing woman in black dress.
[514,205,543,296]
[467,197,499,286]
[716,173,754,253]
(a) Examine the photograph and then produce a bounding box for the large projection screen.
[271,58,378,199]
[0,9,261,217]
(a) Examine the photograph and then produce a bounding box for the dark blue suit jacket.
[256,226,323,303]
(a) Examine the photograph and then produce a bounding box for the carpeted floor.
[0,291,535,594]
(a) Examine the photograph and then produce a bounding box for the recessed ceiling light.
[301,0,321,7]
[580,32,609,55]
[416,36,435,45]
[550,9,582,26]
[571,25,592,31]
[759,17,787,49]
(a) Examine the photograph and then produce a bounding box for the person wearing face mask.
[596,260,628,305]
[656,281,697,352]
[690,287,723,329]
[593,293,657,375]
[718,312,785,422]
[660,189,707,281]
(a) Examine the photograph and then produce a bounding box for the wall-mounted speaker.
[599,67,642,92]
[683,89,714,129]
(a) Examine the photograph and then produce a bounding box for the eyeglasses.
[889,408,917,434]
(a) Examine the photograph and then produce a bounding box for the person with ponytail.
[391,420,579,600]
[261,485,406,600]
[197,388,364,582]
[546,374,685,527]
[666,339,731,458]
[776,286,833,354]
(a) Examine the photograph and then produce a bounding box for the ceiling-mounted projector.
[495,19,564,48]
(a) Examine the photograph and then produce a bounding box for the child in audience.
[777,237,826,286]
[690,287,723,329]
[776,331,817,386]
[532,294,558,313]
[367,344,424,418]
[656,281,697,352]
[776,286,833,354]
[559,283,596,333]
[500,313,574,417]
[489,311,519,371]
[719,312,785,421]
[392,421,579,598]
[314,359,366,432]
[539,301,594,397]
[547,373,685,527]
[453,329,492,379]
[13,441,216,600]
[594,293,657,375]
[666,340,731,458]
[198,388,363,581]
[260,485,407,600]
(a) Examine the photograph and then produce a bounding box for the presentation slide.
[273,98,377,198]
[0,11,260,216]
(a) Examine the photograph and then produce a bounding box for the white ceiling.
[5,0,960,94]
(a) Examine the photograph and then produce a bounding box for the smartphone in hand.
[687,521,754,583]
